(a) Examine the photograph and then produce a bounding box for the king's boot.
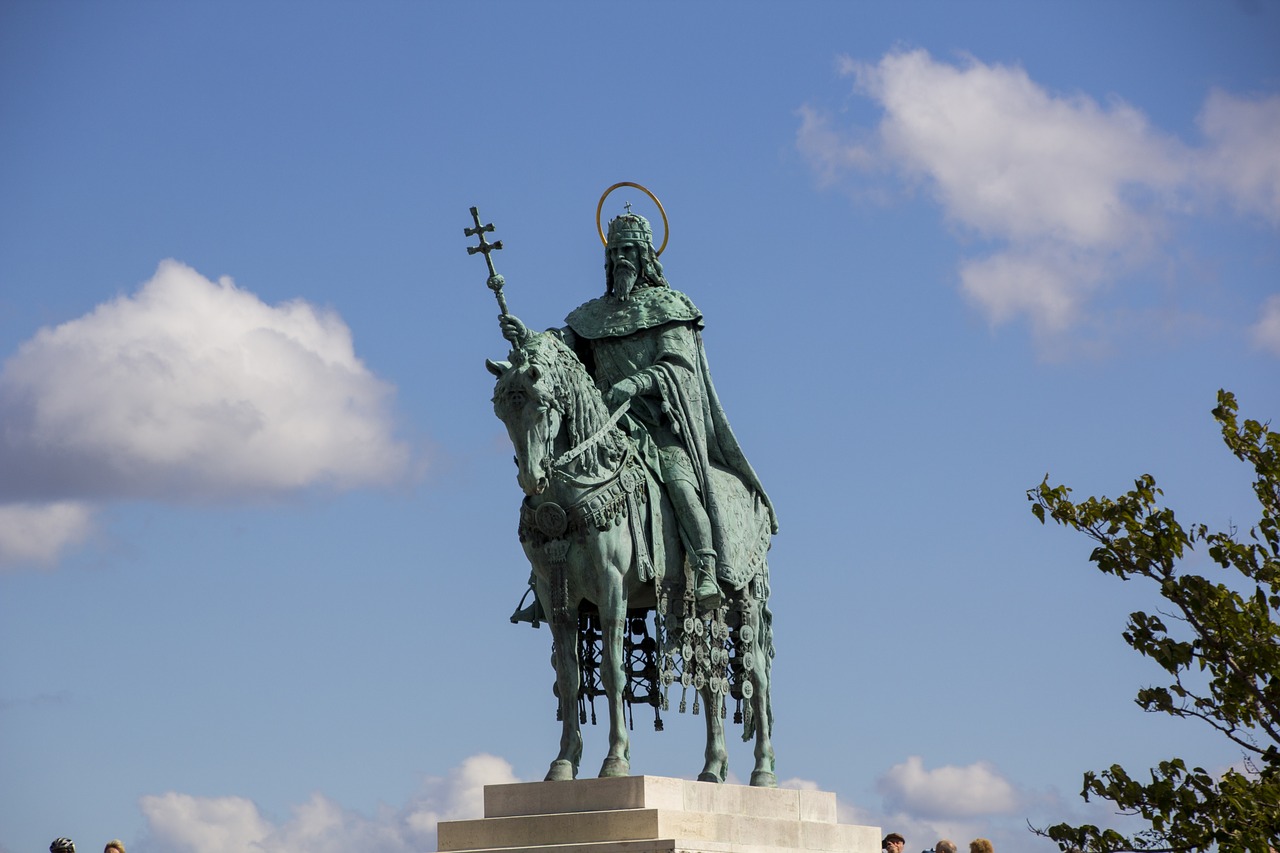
[694,549,723,610]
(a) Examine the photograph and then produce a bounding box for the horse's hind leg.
[747,665,776,787]
[745,594,776,788]
[546,611,582,781]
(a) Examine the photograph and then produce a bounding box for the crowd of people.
[49,838,124,853]
[884,832,997,853]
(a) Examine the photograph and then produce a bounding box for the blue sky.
[2,2,1278,851]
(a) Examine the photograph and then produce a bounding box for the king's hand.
[604,377,641,409]
[499,314,530,345]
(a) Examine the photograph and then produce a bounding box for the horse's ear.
[486,359,511,377]
[528,365,541,383]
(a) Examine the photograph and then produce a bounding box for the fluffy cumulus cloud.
[0,260,411,567]
[139,753,520,853]
[797,49,1280,346]
[787,766,1026,852]
[878,755,1019,819]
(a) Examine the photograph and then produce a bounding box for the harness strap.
[553,400,630,471]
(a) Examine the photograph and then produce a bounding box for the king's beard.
[612,259,639,301]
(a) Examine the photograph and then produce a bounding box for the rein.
[550,399,630,473]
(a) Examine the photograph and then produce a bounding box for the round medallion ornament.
[535,502,569,537]
[741,680,754,699]
[620,466,640,494]
[739,625,755,645]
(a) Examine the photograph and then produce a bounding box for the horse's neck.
[562,440,618,481]
[555,401,625,488]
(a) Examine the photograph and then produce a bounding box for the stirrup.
[510,586,545,628]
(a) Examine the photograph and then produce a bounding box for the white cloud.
[795,105,878,189]
[838,50,1185,248]
[0,258,412,563]
[958,248,1102,335]
[799,49,1280,349]
[779,775,823,792]
[0,501,94,567]
[140,793,272,853]
[784,770,1020,853]
[878,755,1019,819]
[0,260,414,566]
[1198,90,1280,224]
[1249,294,1280,355]
[403,752,522,833]
[139,754,520,853]
[0,260,410,503]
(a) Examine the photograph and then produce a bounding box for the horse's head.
[489,332,618,496]
[488,334,566,497]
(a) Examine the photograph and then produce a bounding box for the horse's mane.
[518,333,623,470]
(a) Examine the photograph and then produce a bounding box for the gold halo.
[596,181,669,256]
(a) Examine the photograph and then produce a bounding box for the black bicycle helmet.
[51,839,76,853]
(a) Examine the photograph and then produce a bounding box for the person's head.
[604,213,667,299]
[50,839,75,853]
[105,841,126,853]
[935,841,957,853]
[969,839,994,853]
[883,833,905,853]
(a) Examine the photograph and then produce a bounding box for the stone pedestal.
[437,775,881,853]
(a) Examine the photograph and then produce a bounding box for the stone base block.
[437,776,880,853]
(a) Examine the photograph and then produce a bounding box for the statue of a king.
[500,211,778,609]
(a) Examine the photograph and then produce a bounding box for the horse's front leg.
[597,578,630,778]
[698,682,728,783]
[546,602,582,782]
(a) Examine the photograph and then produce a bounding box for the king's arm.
[602,323,699,409]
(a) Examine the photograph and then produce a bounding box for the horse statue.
[487,330,777,786]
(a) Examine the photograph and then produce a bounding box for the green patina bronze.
[469,201,779,787]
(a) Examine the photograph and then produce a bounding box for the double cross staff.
[464,206,509,316]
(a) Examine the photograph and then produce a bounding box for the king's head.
[605,212,654,253]
[604,213,666,300]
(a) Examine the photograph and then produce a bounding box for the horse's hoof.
[598,756,630,778]
[545,759,576,782]
[749,770,777,788]
[697,770,723,784]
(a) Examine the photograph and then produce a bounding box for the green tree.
[1029,390,1280,853]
